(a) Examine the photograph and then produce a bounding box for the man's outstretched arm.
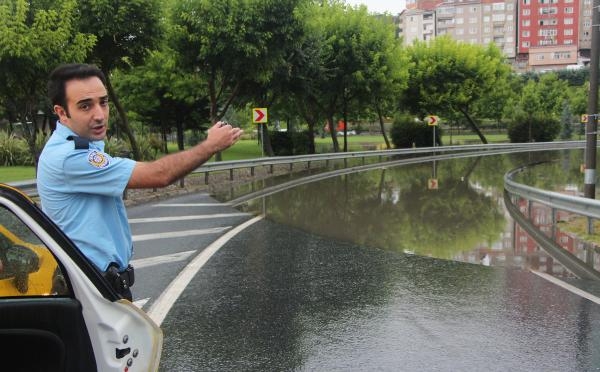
[127,122,243,189]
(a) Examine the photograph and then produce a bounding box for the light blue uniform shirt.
[37,123,136,271]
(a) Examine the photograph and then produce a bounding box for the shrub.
[269,131,311,156]
[507,113,560,143]
[0,132,33,166]
[390,113,441,148]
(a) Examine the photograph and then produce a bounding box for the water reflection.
[229,150,600,278]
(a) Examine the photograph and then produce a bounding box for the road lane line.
[129,213,249,223]
[133,297,150,309]
[131,250,196,269]
[132,227,230,242]
[147,215,263,326]
[153,203,231,207]
[530,270,600,305]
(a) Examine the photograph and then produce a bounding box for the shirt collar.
[55,122,105,151]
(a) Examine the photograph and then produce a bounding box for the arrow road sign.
[253,108,268,124]
[426,115,439,126]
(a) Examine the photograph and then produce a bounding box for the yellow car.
[0,224,61,296]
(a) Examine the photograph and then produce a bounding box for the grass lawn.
[1,133,510,183]
[0,166,36,183]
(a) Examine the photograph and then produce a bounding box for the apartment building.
[399,0,591,71]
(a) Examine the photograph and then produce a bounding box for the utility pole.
[584,0,600,198]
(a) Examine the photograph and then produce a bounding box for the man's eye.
[100,99,109,106]
[79,104,90,110]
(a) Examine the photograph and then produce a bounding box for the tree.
[170,0,304,159]
[78,0,164,160]
[403,36,511,144]
[113,50,209,153]
[0,0,95,168]
[559,101,574,140]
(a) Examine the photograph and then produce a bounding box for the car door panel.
[0,184,162,372]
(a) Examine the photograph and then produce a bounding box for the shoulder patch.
[88,150,110,168]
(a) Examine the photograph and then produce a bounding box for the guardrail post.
[307,161,311,169]
[269,164,274,174]
[588,217,595,235]
[251,167,255,176]
[204,172,209,185]
[230,169,234,181]
[289,163,293,171]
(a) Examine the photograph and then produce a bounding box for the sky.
[345,0,407,14]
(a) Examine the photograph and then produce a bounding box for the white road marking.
[147,215,264,326]
[129,213,249,224]
[132,227,231,242]
[153,203,231,207]
[530,270,600,305]
[133,297,150,309]
[130,250,196,269]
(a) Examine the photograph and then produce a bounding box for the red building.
[517,0,580,70]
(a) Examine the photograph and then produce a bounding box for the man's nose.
[91,104,106,121]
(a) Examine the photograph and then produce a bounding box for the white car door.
[0,184,162,371]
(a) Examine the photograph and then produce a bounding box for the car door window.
[0,206,69,297]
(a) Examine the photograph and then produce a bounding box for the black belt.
[104,264,135,294]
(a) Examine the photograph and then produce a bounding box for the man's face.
[54,76,109,141]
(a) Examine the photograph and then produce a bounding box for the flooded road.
[159,149,600,370]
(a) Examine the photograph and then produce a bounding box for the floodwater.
[230,149,600,277]
[160,149,600,371]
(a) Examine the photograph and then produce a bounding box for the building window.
[484,5,491,11]
[456,17,464,24]
[564,39,573,44]
[507,3,514,10]
[565,7,574,13]
[523,0,530,4]
[538,28,558,37]
[492,14,505,21]
[564,18,573,25]
[522,41,530,47]
[507,14,513,21]
[523,9,531,15]
[564,29,573,36]
[522,30,530,37]
[493,2,505,10]
[470,6,478,12]
[522,19,530,26]
[539,7,558,15]
[484,16,490,22]
[469,17,478,23]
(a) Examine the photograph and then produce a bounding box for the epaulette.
[66,135,90,150]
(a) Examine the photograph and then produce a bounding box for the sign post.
[252,108,268,157]
[426,115,439,148]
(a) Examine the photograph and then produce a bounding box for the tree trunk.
[376,104,391,149]
[327,116,340,152]
[457,106,488,144]
[104,73,141,160]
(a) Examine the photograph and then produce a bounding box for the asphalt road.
[125,191,600,371]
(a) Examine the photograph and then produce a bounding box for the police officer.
[37,63,243,300]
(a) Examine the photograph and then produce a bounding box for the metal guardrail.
[504,162,600,280]
[7,140,587,197]
[504,164,600,219]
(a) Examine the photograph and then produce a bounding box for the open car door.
[0,184,162,371]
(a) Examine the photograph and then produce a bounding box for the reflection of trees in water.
[259,158,505,260]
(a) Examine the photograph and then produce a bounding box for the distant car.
[0,183,162,371]
[336,130,356,136]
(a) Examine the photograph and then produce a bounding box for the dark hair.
[47,64,107,109]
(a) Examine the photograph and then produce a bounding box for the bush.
[269,131,311,156]
[0,132,33,166]
[390,113,441,148]
[507,113,560,143]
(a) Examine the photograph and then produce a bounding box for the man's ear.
[54,105,68,122]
